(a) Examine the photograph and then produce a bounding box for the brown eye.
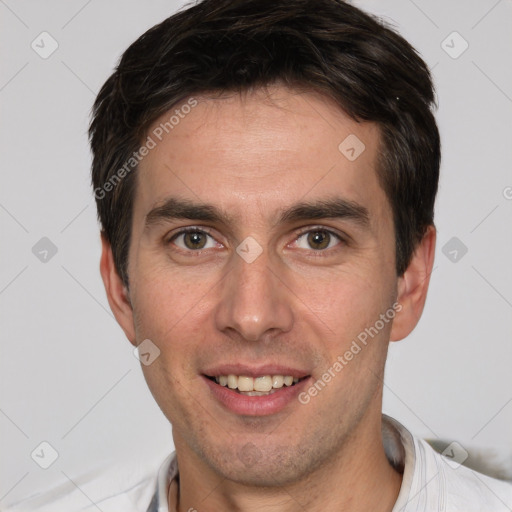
[184,231,207,249]
[293,229,342,252]
[307,230,331,250]
[172,230,217,251]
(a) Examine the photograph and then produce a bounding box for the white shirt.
[6,416,512,511]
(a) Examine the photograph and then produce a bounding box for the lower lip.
[202,376,311,416]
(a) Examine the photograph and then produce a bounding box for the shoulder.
[415,437,512,511]
[385,416,512,512]
[2,457,167,512]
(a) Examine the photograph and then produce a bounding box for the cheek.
[130,265,219,384]
[130,252,215,336]
[305,274,395,410]
[132,273,208,414]
[287,262,394,344]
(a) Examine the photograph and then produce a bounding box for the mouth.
[202,369,311,416]
[204,374,308,396]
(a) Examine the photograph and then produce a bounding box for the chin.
[201,442,318,488]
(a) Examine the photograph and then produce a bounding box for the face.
[106,86,417,486]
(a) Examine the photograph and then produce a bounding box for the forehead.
[135,86,388,225]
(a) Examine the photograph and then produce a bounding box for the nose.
[214,246,294,342]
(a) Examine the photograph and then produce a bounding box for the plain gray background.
[1,0,511,506]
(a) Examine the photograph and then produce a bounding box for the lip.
[202,374,312,416]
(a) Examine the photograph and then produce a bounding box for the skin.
[100,85,436,511]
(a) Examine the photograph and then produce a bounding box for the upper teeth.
[215,375,299,392]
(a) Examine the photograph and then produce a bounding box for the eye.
[294,229,342,251]
[171,229,218,251]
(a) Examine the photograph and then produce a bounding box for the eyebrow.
[276,198,369,227]
[145,198,232,228]
[144,196,370,229]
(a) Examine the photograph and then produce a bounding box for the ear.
[390,225,436,342]
[99,234,137,345]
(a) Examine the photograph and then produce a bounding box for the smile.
[208,374,306,395]
[203,371,311,415]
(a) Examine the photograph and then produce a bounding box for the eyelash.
[168,226,347,257]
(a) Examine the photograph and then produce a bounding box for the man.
[87,0,511,511]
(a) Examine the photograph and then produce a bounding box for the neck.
[173,413,403,512]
